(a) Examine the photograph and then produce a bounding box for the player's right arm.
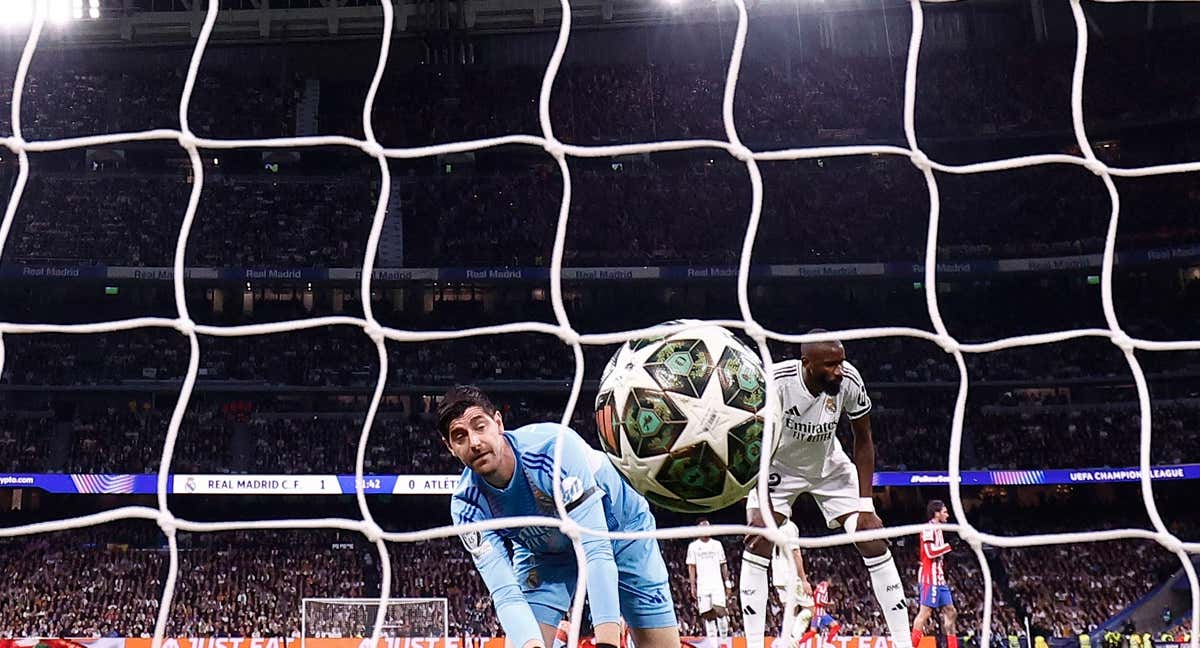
[842,363,883,532]
[920,529,952,560]
[452,492,544,648]
[789,546,815,605]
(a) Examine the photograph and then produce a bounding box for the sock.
[947,635,959,648]
[801,630,818,646]
[865,550,913,648]
[913,630,925,648]
[717,616,729,637]
[705,619,718,637]
[789,607,814,647]
[740,552,771,648]
[826,622,841,643]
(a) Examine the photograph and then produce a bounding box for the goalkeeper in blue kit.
[442,385,680,648]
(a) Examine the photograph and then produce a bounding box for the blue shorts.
[813,614,836,630]
[919,584,954,609]
[516,537,677,630]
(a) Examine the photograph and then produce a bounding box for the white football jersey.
[771,519,801,589]
[685,537,727,593]
[769,359,871,479]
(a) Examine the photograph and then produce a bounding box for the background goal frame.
[301,597,450,647]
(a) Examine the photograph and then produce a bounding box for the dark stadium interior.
[1,0,1199,645]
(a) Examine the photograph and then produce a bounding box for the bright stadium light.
[49,0,72,24]
[1,1,35,28]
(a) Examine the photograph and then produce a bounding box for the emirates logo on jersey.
[824,397,837,413]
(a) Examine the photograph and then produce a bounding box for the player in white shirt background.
[739,331,913,648]
[686,519,735,638]
[771,519,815,648]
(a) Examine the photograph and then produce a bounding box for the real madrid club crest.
[824,396,837,413]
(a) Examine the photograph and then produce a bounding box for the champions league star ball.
[593,322,780,512]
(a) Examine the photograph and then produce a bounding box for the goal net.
[0,0,1197,647]
[301,598,449,644]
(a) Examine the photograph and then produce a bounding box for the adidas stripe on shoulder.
[842,362,865,390]
[771,360,800,378]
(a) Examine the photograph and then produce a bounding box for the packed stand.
[5,174,375,268]
[167,531,369,638]
[1005,542,1178,638]
[0,64,297,141]
[3,37,1200,270]
[186,177,377,268]
[0,524,1178,639]
[0,525,165,639]
[4,329,1199,391]
[3,387,1197,476]
[0,413,56,473]
[0,157,1195,268]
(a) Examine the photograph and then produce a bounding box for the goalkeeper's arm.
[555,439,622,647]
[452,497,543,648]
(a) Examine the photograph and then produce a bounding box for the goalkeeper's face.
[445,406,508,477]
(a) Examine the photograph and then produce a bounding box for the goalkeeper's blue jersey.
[450,422,656,645]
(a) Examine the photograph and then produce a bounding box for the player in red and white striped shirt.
[912,500,957,648]
[799,580,842,647]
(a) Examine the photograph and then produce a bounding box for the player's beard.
[821,378,842,396]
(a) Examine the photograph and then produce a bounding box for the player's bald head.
[799,329,843,361]
[800,329,846,396]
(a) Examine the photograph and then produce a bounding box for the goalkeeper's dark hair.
[927,499,947,519]
[438,385,497,439]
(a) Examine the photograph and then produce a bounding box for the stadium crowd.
[1,29,1199,270]
[0,520,1183,640]
[1,12,1198,647]
[1,390,1197,479]
[3,157,1198,268]
[1,28,1196,148]
[9,174,377,269]
[4,327,1199,390]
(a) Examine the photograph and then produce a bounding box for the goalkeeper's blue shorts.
[516,536,677,630]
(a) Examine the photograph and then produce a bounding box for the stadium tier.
[0,1,1198,648]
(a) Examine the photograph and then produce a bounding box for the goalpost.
[301,598,449,645]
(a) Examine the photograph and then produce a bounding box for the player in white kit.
[771,519,815,648]
[686,519,733,638]
[739,332,912,648]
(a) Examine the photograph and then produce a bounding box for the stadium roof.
[3,0,912,45]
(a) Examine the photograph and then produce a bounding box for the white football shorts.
[746,456,861,529]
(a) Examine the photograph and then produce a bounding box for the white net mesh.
[302,598,449,641]
[0,1,1198,648]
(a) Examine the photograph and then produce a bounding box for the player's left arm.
[542,429,623,645]
[844,364,882,531]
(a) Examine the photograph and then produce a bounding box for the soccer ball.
[593,322,778,512]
